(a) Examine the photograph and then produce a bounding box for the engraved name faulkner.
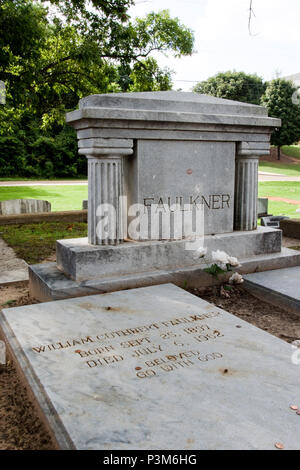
[143,194,231,211]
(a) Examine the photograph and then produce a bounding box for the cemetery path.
[258,174,300,181]
[5,177,299,183]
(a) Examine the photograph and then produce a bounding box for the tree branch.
[248,0,256,36]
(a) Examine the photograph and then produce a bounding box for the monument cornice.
[67,106,281,130]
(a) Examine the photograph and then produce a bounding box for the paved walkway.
[258,174,300,182]
[1,176,300,184]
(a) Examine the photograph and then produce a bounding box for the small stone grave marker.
[0,199,51,215]
[261,215,289,228]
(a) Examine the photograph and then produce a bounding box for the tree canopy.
[193,71,265,105]
[0,0,194,177]
[261,79,300,158]
[194,71,300,160]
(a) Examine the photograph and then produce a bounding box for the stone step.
[29,247,300,302]
[244,265,300,315]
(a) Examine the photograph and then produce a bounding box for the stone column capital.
[78,138,134,157]
[236,141,270,158]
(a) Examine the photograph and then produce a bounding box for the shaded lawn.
[0,185,88,211]
[258,181,300,218]
[0,222,87,264]
[281,145,300,159]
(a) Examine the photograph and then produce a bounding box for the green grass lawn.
[0,222,87,264]
[259,161,300,177]
[0,180,299,225]
[0,183,299,265]
[0,185,88,211]
[258,181,300,218]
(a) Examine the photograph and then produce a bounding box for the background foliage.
[194,72,300,155]
[0,0,194,177]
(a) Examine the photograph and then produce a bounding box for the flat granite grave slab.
[244,266,300,315]
[1,284,300,450]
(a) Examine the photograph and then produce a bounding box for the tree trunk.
[277,146,281,160]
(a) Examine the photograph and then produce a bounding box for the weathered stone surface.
[29,247,300,303]
[56,227,281,282]
[0,237,28,285]
[68,91,280,128]
[1,283,300,450]
[280,219,300,239]
[258,198,269,217]
[28,91,287,298]
[0,199,51,215]
[66,91,280,245]
[234,145,259,231]
[261,216,289,228]
[126,140,235,237]
[244,265,300,314]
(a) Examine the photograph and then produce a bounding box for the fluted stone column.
[234,141,269,231]
[79,139,133,245]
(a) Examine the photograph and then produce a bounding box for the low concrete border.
[0,210,87,226]
[244,279,300,315]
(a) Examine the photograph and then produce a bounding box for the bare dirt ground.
[1,279,300,449]
[193,285,300,344]
[267,196,300,205]
[0,357,54,450]
[282,236,300,248]
[0,282,54,450]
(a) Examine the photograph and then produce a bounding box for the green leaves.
[204,262,233,279]
[128,58,172,92]
[193,72,300,152]
[261,79,300,148]
[204,263,226,279]
[0,1,195,178]
[193,71,266,105]
[133,10,194,59]
[1,1,195,114]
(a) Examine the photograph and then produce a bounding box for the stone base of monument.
[1,284,300,450]
[28,226,300,302]
[56,226,281,281]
